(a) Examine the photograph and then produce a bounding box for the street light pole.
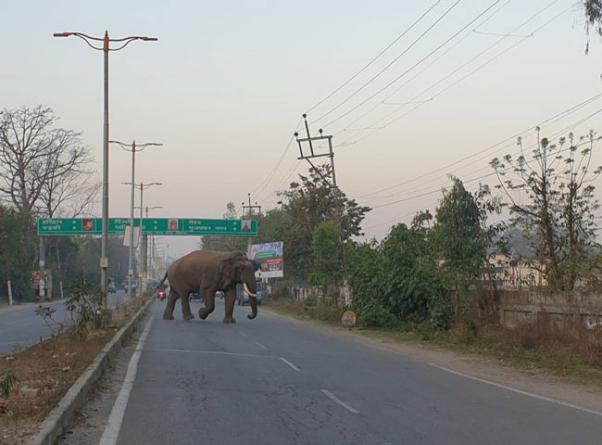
[125,181,162,295]
[142,206,163,281]
[53,30,158,303]
[110,140,162,300]
[102,32,109,298]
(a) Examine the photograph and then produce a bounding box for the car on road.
[189,290,204,303]
[237,281,263,306]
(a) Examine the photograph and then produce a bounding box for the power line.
[340,0,513,133]
[367,135,600,211]
[321,0,504,129]
[337,0,572,148]
[359,106,602,208]
[311,0,465,126]
[251,117,302,197]
[363,1,576,137]
[304,0,443,115]
[354,92,602,200]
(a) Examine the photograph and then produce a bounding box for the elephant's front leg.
[180,289,194,320]
[223,288,237,324]
[198,288,216,320]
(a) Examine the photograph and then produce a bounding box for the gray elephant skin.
[158,250,259,323]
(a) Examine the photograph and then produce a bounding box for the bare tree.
[0,106,93,218]
[490,129,601,290]
[39,166,100,218]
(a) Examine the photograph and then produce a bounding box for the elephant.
[158,250,260,323]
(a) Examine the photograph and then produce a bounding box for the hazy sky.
[2,1,602,258]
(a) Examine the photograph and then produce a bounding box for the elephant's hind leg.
[162,290,179,320]
[181,290,195,320]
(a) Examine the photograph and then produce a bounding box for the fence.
[498,290,602,331]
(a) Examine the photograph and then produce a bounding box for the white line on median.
[255,341,268,350]
[279,357,301,372]
[429,363,602,418]
[99,316,153,445]
[320,389,359,414]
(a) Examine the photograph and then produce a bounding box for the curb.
[27,297,155,445]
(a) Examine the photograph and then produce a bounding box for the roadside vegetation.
[211,128,602,384]
[0,284,149,444]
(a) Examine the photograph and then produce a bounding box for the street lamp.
[53,31,158,298]
[124,181,162,295]
[111,141,162,300]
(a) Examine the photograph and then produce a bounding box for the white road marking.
[321,389,359,414]
[238,330,249,337]
[147,347,270,359]
[279,357,301,372]
[429,363,602,418]
[255,341,269,350]
[99,316,153,445]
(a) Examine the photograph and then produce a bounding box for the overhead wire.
[320,0,504,129]
[353,92,602,200]
[311,0,465,126]
[360,105,602,211]
[304,0,444,115]
[343,0,576,146]
[340,0,513,133]
[356,1,576,141]
[366,132,601,212]
[251,117,303,198]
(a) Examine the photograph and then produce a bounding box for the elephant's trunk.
[247,295,258,320]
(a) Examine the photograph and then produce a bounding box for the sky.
[2,0,602,259]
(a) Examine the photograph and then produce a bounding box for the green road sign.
[37,218,258,237]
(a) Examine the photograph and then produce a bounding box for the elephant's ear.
[218,252,244,285]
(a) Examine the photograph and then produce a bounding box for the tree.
[490,130,601,290]
[200,201,248,252]
[584,0,602,53]
[277,164,370,281]
[0,106,92,217]
[432,177,503,290]
[310,220,342,288]
[0,206,34,301]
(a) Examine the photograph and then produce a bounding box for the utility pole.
[242,193,261,253]
[141,205,163,282]
[111,140,162,300]
[53,31,158,301]
[124,181,162,295]
[294,114,336,187]
[294,113,349,306]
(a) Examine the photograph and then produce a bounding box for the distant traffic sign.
[37,218,257,237]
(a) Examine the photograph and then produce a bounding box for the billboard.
[248,242,284,278]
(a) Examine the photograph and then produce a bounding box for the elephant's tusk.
[243,282,256,297]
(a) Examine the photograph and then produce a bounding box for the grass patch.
[265,300,602,388]
[0,294,150,444]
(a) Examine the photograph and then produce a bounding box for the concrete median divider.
[27,296,155,445]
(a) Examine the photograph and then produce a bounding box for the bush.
[356,301,397,328]
[427,291,453,331]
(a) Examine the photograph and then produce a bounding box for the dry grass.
[0,294,150,445]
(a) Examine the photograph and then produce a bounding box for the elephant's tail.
[155,271,168,291]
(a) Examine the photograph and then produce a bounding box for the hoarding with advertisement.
[247,242,284,278]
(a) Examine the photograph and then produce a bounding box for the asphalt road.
[0,290,127,355]
[109,301,602,445]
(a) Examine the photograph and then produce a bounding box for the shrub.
[356,301,397,328]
